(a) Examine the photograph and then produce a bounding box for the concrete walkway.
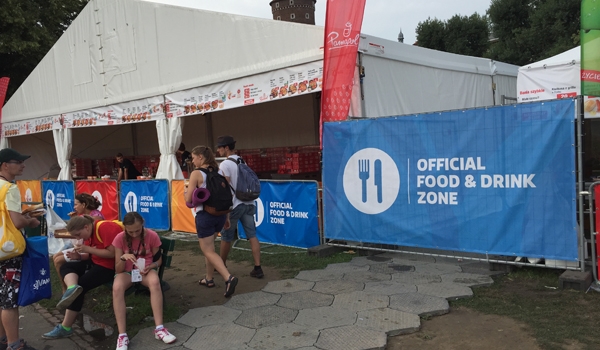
[127,252,498,350]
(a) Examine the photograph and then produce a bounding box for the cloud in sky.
[145,0,491,45]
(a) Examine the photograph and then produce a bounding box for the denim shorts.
[221,204,257,242]
[195,210,227,239]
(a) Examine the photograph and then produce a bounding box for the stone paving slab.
[248,322,320,350]
[295,269,344,282]
[440,272,494,287]
[312,279,365,295]
[235,305,298,329]
[331,291,389,312]
[178,305,242,328]
[325,262,371,272]
[413,263,463,275]
[356,308,421,336]
[369,263,415,274]
[276,290,334,310]
[315,325,387,350]
[184,323,255,350]
[342,270,392,283]
[294,306,357,329]
[294,306,356,330]
[225,291,282,311]
[350,256,393,266]
[417,282,474,300]
[388,292,449,317]
[262,278,315,294]
[391,272,442,284]
[130,322,195,349]
[379,252,437,263]
[363,280,417,295]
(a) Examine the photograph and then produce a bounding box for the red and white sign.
[320,0,367,123]
[75,180,119,220]
[166,61,323,117]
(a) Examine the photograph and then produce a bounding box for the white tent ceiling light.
[2,0,519,180]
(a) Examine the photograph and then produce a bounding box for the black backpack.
[199,167,233,216]
[227,157,261,201]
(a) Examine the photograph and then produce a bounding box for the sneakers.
[116,335,129,350]
[56,285,83,309]
[154,328,176,344]
[250,267,264,278]
[42,325,74,339]
[7,340,36,350]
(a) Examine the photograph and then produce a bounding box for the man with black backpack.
[216,136,264,278]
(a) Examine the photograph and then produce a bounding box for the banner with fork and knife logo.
[322,99,577,260]
[119,180,170,230]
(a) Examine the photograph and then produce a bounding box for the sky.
[145,0,492,45]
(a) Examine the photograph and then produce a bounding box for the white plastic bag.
[46,206,68,255]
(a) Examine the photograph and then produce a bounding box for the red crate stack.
[93,158,114,177]
[283,146,321,174]
[71,158,93,178]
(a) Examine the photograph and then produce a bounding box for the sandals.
[199,278,215,288]
[224,275,238,297]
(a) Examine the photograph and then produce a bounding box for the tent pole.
[358,52,366,118]
[577,95,586,271]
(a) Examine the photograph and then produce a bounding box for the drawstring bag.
[0,182,26,261]
[46,205,68,255]
[18,236,52,306]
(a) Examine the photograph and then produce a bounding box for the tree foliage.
[415,0,580,65]
[0,0,89,102]
[416,14,490,57]
[487,0,580,66]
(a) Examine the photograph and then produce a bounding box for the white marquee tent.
[517,46,580,103]
[2,0,519,181]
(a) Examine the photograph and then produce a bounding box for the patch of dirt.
[386,307,541,350]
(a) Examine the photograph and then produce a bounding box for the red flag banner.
[0,77,9,128]
[320,0,367,123]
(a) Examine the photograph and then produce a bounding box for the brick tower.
[270,0,316,25]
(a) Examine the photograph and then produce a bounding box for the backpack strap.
[0,182,12,201]
[94,220,124,244]
[227,156,244,165]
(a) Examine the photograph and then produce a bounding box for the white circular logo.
[343,148,400,214]
[92,190,103,211]
[254,198,264,227]
[25,189,33,203]
[45,190,55,208]
[124,191,137,212]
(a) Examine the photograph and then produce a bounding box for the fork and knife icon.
[358,159,383,203]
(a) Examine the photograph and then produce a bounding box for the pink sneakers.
[154,328,176,344]
[116,335,129,350]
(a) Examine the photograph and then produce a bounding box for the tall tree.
[487,0,579,65]
[416,13,490,57]
[0,0,89,103]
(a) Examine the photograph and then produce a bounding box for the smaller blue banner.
[239,181,320,249]
[41,181,75,220]
[120,180,170,230]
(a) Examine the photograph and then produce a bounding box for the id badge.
[131,269,142,282]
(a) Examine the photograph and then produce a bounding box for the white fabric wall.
[362,55,493,117]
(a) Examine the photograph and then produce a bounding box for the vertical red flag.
[320,0,367,130]
[0,77,10,145]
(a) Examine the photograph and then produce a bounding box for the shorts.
[0,255,23,309]
[195,210,227,239]
[221,204,257,242]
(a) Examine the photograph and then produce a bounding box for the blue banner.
[41,181,75,221]
[239,181,320,249]
[323,99,577,260]
[119,180,170,230]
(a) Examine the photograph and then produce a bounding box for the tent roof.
[520,46,580,70]
[3,0,324,123]
[359,34,518,77]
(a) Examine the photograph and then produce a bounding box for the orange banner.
[16,180,42,211]
[171,180,196,234]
